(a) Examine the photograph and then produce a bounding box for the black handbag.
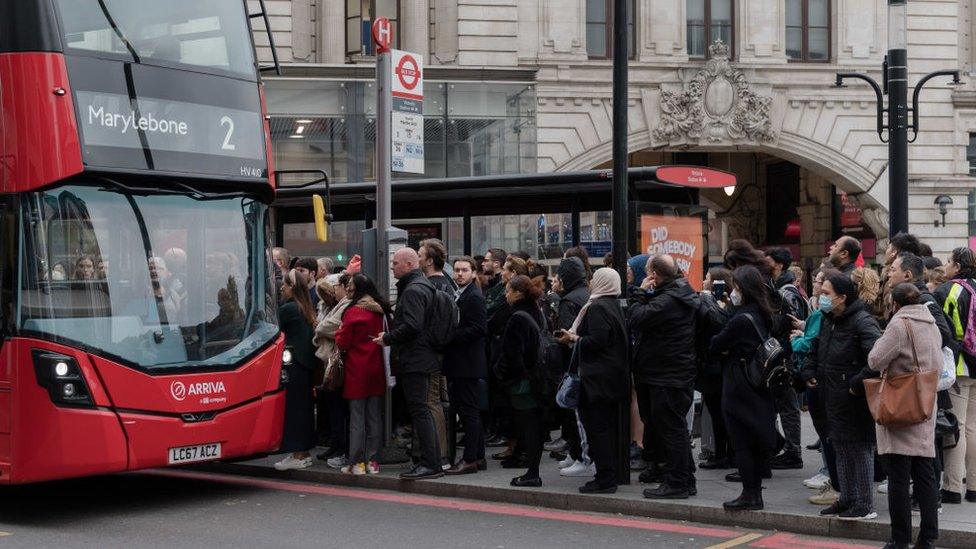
[936,409,960,449]
[741,313,791,391]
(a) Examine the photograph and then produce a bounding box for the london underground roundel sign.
[395,55,421,91]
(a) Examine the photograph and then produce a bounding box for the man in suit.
[444,256,489,474]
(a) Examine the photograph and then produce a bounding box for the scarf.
[569,267,621,334]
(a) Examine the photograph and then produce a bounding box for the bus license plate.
[168,443,221,465]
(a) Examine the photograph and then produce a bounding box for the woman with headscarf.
[557,268,630,493]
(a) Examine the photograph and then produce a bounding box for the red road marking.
[145,470,879,549]
[749,532,877,549]
[147,469,740,538]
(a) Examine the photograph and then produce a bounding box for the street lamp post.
[834,0,961,237]
[611,0,631,486]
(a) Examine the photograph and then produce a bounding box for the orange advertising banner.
[639,215,705,292]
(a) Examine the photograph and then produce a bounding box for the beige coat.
[866,304,941,458]
[313,297,352,362]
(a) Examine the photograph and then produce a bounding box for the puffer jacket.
[629,278,700,388]
[801,299,882,443]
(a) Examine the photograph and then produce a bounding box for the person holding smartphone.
[697,267,733,470]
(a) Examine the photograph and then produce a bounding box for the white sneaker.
[560,460,596,477]
[804,472,830,490]
[341,462,366,475]
[544,438,568,452]
[327,455,349,469]
[557,455,575,469]
[877,480,888,494]
[274,455,312,471]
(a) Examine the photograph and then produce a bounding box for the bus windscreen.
[53,0,256,80]
[17,184,279,371]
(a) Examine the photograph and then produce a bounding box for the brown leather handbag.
[863,319,939,427]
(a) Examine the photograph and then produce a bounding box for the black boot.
[723,488,763,511]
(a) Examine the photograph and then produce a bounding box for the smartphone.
[712,280,727,301]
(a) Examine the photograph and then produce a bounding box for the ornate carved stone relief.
[654,40,776,144]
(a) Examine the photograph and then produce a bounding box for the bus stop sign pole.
[372,17,407,463]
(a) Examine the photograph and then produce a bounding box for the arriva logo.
[170,380,226,402]
[170,381,187,401]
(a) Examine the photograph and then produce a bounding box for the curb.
[195,463,975,548]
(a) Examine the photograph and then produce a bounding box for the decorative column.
[318,0,346,63]
[737,0,788,63]
[537,0,588,61]
[402,0,430,58]
[835,0,886,65]
[639,0,687,62]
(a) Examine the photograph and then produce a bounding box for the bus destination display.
[75,91,267,180]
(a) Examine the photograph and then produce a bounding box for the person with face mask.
[790,270,837,502]
[801,271,882,521]
[709,265,779,510]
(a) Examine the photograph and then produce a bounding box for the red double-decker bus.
[0,0,287,483]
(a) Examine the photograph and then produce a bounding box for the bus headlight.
[282,348,293,366]
[32,350,94,408]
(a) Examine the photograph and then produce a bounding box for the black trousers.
[449,377,485,463]
[634,382,664,466]
[560,407,584,461]
[702,390,731,461]
[648,385,695,489]
[513,408,544,477]
[324,388,348,453]
[579,400,618,486]
[400,373,441,470]
[884,454,938,545]
[808,387,839,489]
[773,386,802,457]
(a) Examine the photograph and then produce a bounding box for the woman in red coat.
[335,274,392,475]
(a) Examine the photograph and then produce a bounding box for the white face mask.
[729,289,742,306]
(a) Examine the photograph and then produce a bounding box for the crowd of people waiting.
[271,232,976,549]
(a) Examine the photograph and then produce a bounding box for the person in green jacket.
[790,270,832,498]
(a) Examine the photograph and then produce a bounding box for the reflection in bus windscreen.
[54,0,256,79]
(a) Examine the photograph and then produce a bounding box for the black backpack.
[742,313,793,392]
[424,283,460,351]
[513,310,560,396]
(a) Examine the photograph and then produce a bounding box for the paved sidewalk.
[203,419,976,548]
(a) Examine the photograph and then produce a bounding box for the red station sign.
[656,166,736,189]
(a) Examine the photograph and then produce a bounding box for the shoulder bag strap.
[742,312,767,340]
[902,318,921,373]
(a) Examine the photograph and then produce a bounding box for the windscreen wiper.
[95,177,255,201]
[96,0,141,63]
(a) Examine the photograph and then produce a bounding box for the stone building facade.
[255,0,976,264]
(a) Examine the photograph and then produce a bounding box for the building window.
[687,0,734,58]
[968,133,976,176]
[346,0,400,56]
[585,0,636,59]
[786,0,830,62]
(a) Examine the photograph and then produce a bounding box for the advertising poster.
[639,215,705,291]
